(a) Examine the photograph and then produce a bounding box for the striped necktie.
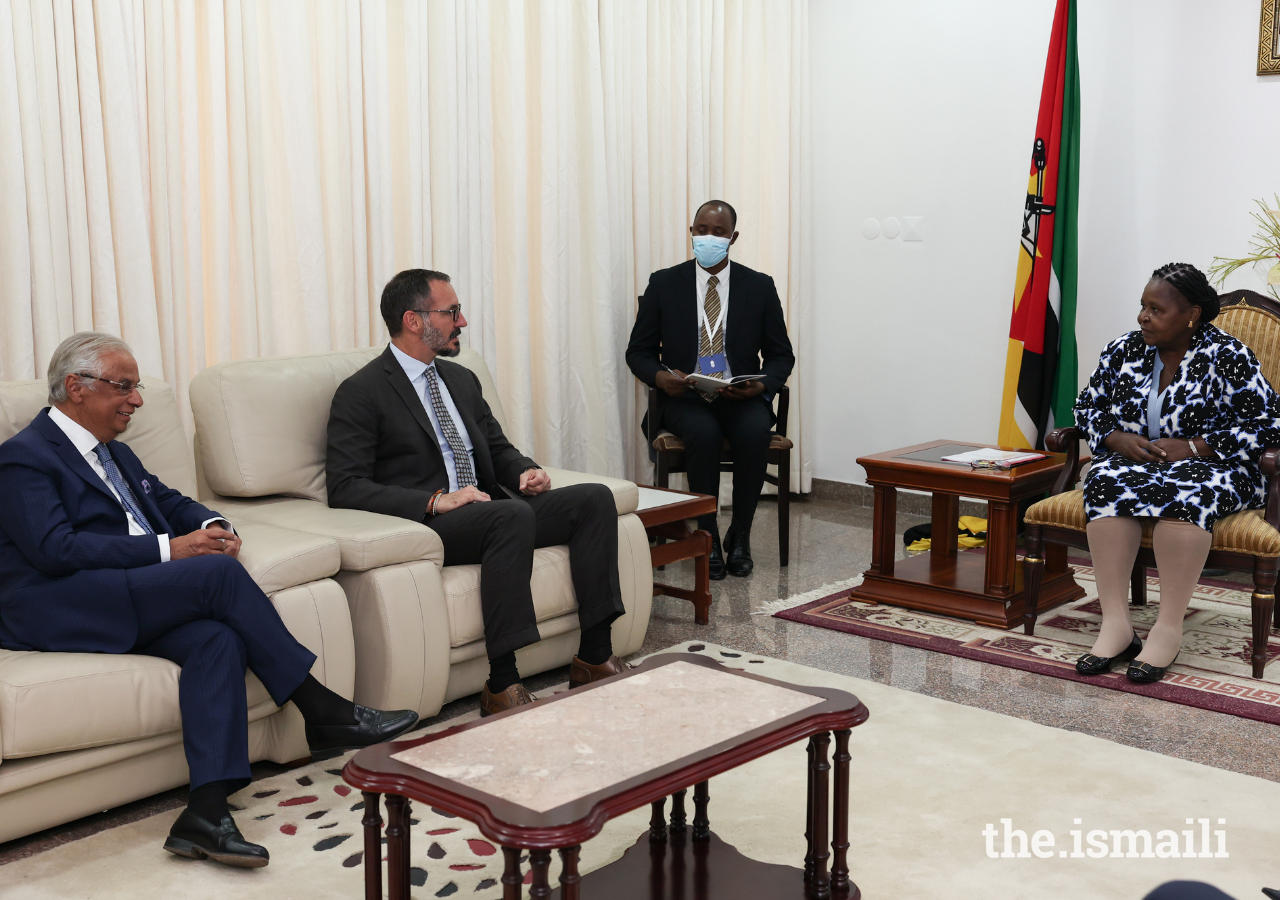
[698,274,725,401]
[93,443,155,535]
[423,366,478,489]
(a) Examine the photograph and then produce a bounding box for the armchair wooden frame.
[1023,289,1280,679]
[647,384,792,566]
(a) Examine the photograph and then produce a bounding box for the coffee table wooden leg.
[529,848,553,899]
[831,729,853,896]
[361,791,382,900]
[984,499,1016,596]
[558,845,582,900]
[693,528,712,625]
[670,788,688,833]
[502,847,523,900]
[804,737,816,886]
[931,492,959,561]
[692,780,710,840]
[384,794,410,900]
[809,732,832,899]
[870,486,897,577]
[650,798,668,843]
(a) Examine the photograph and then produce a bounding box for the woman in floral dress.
[1074,262,1280,683]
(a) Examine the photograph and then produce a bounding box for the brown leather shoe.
[480,682,538,717]
[568,655,633,689]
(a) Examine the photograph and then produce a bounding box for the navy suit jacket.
[0,409,219,653]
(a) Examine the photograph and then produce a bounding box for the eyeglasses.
[77,374,144,395]
[413,306,463,322]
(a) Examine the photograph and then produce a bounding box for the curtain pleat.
[0,0,809,489]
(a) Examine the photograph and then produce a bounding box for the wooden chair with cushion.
[647,384,794,566]
[1023,289,1280,679]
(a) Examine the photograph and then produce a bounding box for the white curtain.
[0,0,810,490]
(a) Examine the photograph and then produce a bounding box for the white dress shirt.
[48,406,230,563]
[695,259,732,377]
[388,342,476,493]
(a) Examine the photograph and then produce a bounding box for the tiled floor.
[4,495,1279,865]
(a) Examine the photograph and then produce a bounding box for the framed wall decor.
[1261,0,1280,75]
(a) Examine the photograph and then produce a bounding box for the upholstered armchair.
[1023,290,1280,679]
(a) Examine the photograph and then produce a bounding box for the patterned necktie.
[423,366,478,489]
[93,443,155,535]
[698,274,725,401]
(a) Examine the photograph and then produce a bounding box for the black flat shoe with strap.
[1075,631,1143,676]
[1127,653,1179,684]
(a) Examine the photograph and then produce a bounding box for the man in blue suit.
[0,332,419,868]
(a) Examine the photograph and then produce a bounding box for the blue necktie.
[423,366,477,489]
[93,443,155,535]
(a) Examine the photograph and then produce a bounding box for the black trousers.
[426,482,625,660]
[1144,883,1237,900]
[127,555,317,791]
[659,392,773,534]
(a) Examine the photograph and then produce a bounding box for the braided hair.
[1151,262,1220,325]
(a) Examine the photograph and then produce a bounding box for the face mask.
[691,235,731,268]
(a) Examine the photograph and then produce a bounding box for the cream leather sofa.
[188,347,652,719]
[0,380,356,844]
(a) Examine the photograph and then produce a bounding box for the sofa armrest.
[232,519,341,595]
[212,496,444,572]
[540,468,639,515]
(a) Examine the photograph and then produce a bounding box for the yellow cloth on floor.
[906,517,987,552]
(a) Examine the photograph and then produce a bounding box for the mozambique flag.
[997,0,1081,451]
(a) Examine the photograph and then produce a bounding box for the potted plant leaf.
[1210,195,1280,300]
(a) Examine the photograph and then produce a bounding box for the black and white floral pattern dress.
[1076,324,1280,530]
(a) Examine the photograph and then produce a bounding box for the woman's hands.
[1104,432,1205,464]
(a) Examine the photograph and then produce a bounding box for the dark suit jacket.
[625,259,795,430]
[326,347,538,522]
[0,409,220,652]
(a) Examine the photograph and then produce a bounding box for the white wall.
[810,0,1280,487]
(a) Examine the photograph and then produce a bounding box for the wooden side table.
[635,486,717,625]
[855,440,1085,630]
[343,653,869,900]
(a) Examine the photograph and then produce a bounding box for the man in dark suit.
[626,200,795,578]
[0,333,418,869]
[326,269,629,717]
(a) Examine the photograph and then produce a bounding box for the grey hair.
[47,332,133,404]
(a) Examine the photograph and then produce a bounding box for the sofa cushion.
[0,650,274,759]
[231,518,341,594]
[191,346,508,503]
[441,546,577,647]
[0,378,198,499]
[215,497,444,572]
[539,468,639,516]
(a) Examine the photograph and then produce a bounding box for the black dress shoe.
[1075,631,1142,676]
[305,705,419,760]
[1127,654,1178,684]
[164,809,269,868]
[708,531,727,581]
[723,525,753,578]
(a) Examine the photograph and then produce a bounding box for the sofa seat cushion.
[1025,490,1280,556]
[441,546,577,647]
[215,497,443,572]
[540,468,639,516]
[0,649,274,759]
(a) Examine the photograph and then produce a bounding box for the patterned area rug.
[774,562,1280,725]
[7,642,1280,899]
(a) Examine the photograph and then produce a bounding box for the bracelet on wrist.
[428,489,445,516]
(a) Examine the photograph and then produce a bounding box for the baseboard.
[810,478,988,518]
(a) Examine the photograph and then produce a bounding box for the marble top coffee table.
[342,652,868,900]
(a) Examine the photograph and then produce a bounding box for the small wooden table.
[343,653,869,900]
[855,439,1085,630]
[636,486,717,625]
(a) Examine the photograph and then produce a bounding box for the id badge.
[698,353,728,375]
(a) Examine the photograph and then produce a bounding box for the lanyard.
[697,274,728,345]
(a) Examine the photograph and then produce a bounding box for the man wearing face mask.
[626,201,795,578]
